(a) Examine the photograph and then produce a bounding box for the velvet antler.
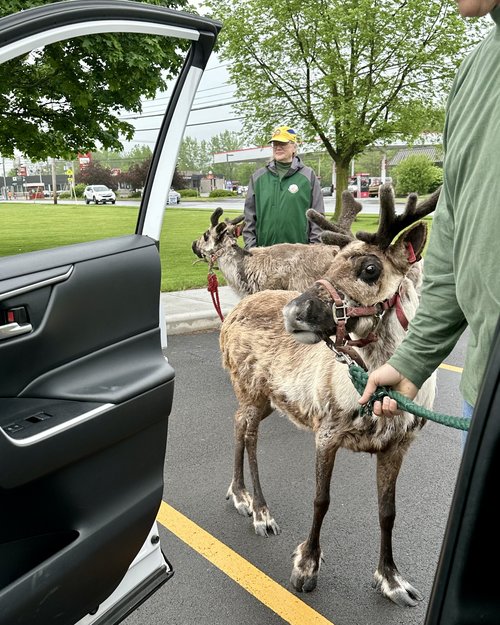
[210,207,224,227]
[225,214,245,226]
[356,184,441,249]
[307,190,362,247]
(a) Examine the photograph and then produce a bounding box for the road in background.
[4,196,404,216]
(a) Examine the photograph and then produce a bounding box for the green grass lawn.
[0,202,431,292]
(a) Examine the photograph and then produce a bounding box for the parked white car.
[84,185,116,204]
[166,188,180,205]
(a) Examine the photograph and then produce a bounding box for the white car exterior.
[166,188,180,204]
[84,185,116,204]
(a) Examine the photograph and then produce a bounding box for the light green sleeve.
[388,187,467,388]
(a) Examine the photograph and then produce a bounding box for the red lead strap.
[207,272,224,322]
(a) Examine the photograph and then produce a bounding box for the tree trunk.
[333,161,350,221]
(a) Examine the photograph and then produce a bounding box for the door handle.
[0,322,33,340]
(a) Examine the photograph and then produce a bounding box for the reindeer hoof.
[290,569,318,593]
[372,570,423,607]
[290,543,322,592]
[253,508,281,536]
[226,483,253,516]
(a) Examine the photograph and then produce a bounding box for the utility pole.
[51,158,58,205]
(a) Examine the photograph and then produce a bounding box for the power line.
[131,116,245,132]
[121,99,244,121]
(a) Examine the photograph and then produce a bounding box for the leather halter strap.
[315,278,408,350]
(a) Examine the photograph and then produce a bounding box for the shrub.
[58,191,71,199]
[394,155,443,196]
[209,189,237,198]
[74,183,86,198]
[180,188,198,197]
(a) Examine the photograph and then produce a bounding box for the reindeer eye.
[358,256,382,284]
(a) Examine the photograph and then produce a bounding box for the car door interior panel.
[0,236,175,624]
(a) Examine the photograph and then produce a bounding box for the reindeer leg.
[226,407,254,517]
[226,402,273,527]
[291,437,338,592]
[372,447,423,607]
[244,404,279,536]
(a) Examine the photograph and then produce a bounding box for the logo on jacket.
[288,184,299,194]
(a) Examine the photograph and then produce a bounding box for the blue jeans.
[462,400,474,450]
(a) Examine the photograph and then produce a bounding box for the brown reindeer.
[191,207,360,297]
[219,184,440,607]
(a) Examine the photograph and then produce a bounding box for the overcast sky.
[121,52,243,151]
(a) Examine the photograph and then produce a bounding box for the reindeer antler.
[356,184,441,249]
[307,190,362,247]
[225,214,245,226]
[210,207,224,227]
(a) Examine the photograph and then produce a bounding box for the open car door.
[0,3,220,624]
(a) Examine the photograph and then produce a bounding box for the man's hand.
[358,364,419,417]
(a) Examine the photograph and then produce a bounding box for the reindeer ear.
[392,222,428,265]
[215,222,227,240]
[225,214,245,238]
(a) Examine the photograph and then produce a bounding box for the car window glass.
[0,31,186,258]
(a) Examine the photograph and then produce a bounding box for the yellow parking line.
[157,501,334,625]
[439,363,463,373]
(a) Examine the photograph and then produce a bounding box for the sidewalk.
[161,286,241,335]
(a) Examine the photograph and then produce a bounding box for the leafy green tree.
[0,0,189,160]
[123,145,154,169]
[209,130,243,180]
[177,131,244,179]
[207,0,487,219]
[393,155,443,195]
[177,136,212,171]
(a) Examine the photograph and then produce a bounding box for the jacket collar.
[267,154,303,176]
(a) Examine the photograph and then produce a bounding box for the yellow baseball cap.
[269,126,298,143]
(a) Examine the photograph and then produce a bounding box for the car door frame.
[0,3,221,624]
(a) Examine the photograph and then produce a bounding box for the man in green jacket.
[359,0,500,447]
[243,125,325,248]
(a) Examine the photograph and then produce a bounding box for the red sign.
[77,152,92,169]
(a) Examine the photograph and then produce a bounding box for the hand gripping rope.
[349,363,470,431]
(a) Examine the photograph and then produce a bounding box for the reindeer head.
[283,184,440,345]
[191,207,245,262]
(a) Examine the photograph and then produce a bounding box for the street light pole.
[226,153,234,191]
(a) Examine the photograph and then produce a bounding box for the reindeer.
[191,207,360,298]
[219,184,440,607]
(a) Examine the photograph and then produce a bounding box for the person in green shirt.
[243,125,325,248]
[359,0,500,448]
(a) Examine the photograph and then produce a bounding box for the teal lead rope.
[349,363,470,431]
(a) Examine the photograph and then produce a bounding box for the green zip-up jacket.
[243,155,325,248]
[389,7,500,406]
